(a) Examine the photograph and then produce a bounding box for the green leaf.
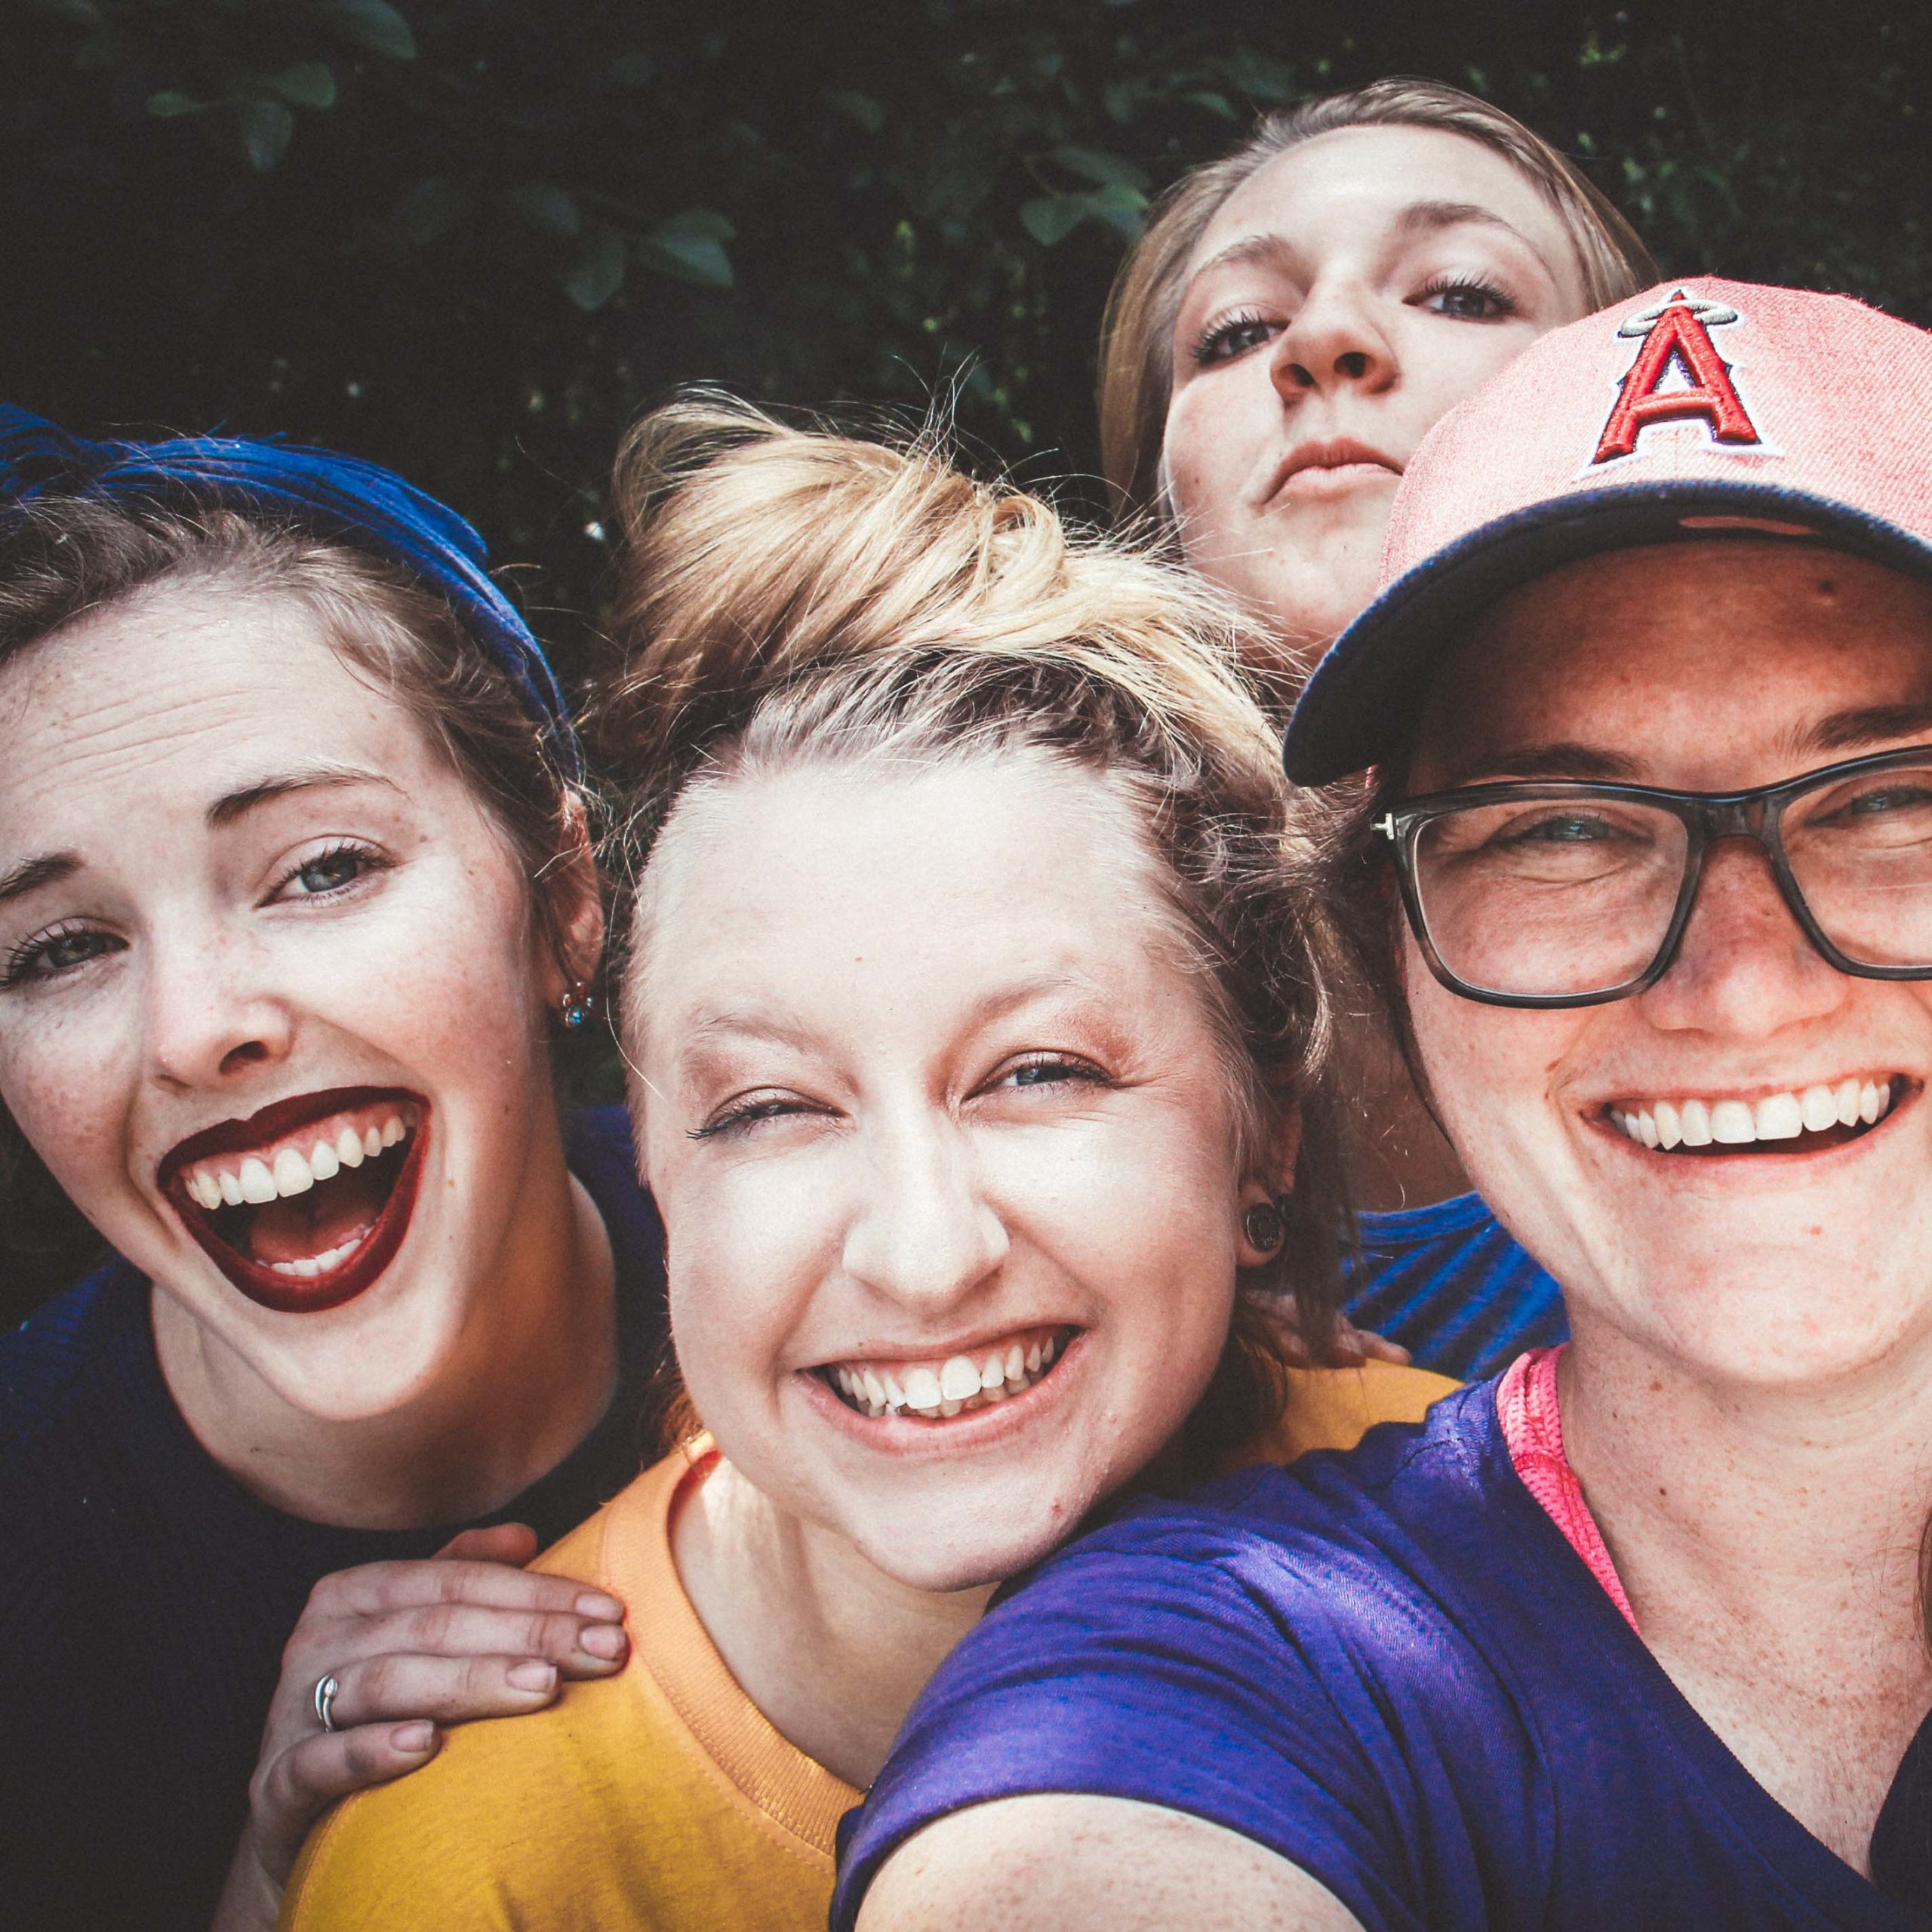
[639,217,734,288]
[826,88,884,134]
[269,63,337,109]
[654,206,736,242]
[391,175,467,245]
[508,183,583,240]
[323,0,417,61]
[1019,195,1086,247]
[145,89,208,118]
[563,228,627,310]
[1050,146,1149,192]
[236,97,296,171]
[1183,89,1238,120]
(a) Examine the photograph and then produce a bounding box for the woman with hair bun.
[1097,79,1658,1376]
[0,414,669,1932]
[275,396,1454,1931]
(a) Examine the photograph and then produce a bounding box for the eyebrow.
[1790,702,1932,760]
[207,762,401,829]
[1189,200,1540,289]
[0,851,80,907]
[1432,743,1645,789]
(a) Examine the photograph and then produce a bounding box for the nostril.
[1284,362,1317,390]
[1337,350,1369,379]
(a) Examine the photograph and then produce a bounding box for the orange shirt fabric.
[278,1359,1455,1932]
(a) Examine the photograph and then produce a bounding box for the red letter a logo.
[1592,292,1763,463]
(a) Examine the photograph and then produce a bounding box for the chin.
[844,1500,1083,1597]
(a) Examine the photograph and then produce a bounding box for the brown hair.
[596,393,1353,1475]
[0,494,593,1272]
[1097,78,1659,521]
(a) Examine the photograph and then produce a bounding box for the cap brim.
[1282,478,1932,785]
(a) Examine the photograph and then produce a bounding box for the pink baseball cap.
[1283,275,1932,783]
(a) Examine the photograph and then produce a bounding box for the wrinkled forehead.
[1406,538,1932,792]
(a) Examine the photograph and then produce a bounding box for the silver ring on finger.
[313,1672,342,1734]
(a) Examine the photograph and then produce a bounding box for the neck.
[674,1458,992,1788]
[1561,1318,1932,1865]
[153,1127,618,1530]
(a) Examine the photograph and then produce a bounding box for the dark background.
[5,0,1930,1321]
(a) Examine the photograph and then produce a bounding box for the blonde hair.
[595,392,1352,1466]
[1098,77,1659,521]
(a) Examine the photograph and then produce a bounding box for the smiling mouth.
[817,1325,1078,1423]
[1605,1076,1903,1156]
[159,1088,429,1314]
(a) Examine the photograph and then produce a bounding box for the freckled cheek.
[0,1011,140,1209]
[1164,391,1258,522]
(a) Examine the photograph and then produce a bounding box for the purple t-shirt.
[832,1382,1925,1931]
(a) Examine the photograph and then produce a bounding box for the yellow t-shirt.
[278,1360,1454,1931]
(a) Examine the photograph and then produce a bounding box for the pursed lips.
[1258,435,1404,507]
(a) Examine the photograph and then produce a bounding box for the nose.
[143,924,295,1094]
[839,1109,1009,1313]
[1639,838,1851,1038]
[1270,278,1398,401]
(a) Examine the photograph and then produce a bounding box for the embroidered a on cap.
[1592,290,1767,465]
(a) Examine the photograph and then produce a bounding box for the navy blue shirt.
[0,1107,666,1932]
[1349,1193,1567,1378]
[835,1381,1925,1930]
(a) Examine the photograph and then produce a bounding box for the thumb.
[432,1521,540,1564]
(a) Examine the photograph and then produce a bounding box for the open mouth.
[817,1325,1078,1423]
[158,1087,429,1313]
[1605,1076,1903,1157]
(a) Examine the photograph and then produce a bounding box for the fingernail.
[509,1660,558,1692]
[392,1721,435,1752]
[575,1591,623,1620]
[580,1623,626,1661]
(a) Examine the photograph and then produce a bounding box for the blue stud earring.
[560,982,595,1029]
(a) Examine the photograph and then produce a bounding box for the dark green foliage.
[2,0,1929,1314]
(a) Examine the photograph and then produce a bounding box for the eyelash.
[1190,308,1279,366]
[687,1055,1111,1141]
[1415,272,1517,321]
[0,841,390,991]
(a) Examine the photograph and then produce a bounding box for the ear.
[537,792,607,1004]
[1235,1100,1303,1269]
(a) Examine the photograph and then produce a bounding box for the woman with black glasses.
[832,278,1932,1930]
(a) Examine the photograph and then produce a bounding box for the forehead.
[631,752,1183,1044]
[1413,540,1932,786]
[0,582,432,828]
[1191,124,1572,271]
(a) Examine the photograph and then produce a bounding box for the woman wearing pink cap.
[836,278,1932,1927]
[1094,81,1659,1380]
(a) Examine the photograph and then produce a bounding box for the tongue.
[243,1164,389,1266]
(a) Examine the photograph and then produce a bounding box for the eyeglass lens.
[1410,760,1932,998]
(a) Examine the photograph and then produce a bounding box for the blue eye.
[275,842,386,901]
[994,1055,1109,1093]
[1192,312,1283,365]
[1418,276,1516,322]
[1,924,122,989]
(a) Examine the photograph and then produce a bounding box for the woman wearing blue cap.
[837,280,1932,1926]
[0,413,666,1931]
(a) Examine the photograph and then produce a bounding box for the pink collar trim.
[1496,1346,1641,1635]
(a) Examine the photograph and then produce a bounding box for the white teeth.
[189,1171,223,1211]
[1026,1342,1044,1374]
[336,1126,367,1168]
[309,1140,340,1181]
[238,1156,278,1204]
[881,1370,906,1408]
[1615,1081,1897,1152]
[901,1366,944,1415]
[218,1168,246,1206]
[266,1233,365,1278]
[939,1355,981,1402]
[940,1398,964,1417]
[272,1147,315,1195]
[364,1127,383,1158]
[980,1351,1007,1390]
[380,1115,405,1148]
[861,1367,887,1408]
[1004,1343,1025,1382]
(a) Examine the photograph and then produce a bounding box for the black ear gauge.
[1242,1198,1287,1257]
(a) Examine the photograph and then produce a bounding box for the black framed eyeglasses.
[1375,744,1932,1008]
